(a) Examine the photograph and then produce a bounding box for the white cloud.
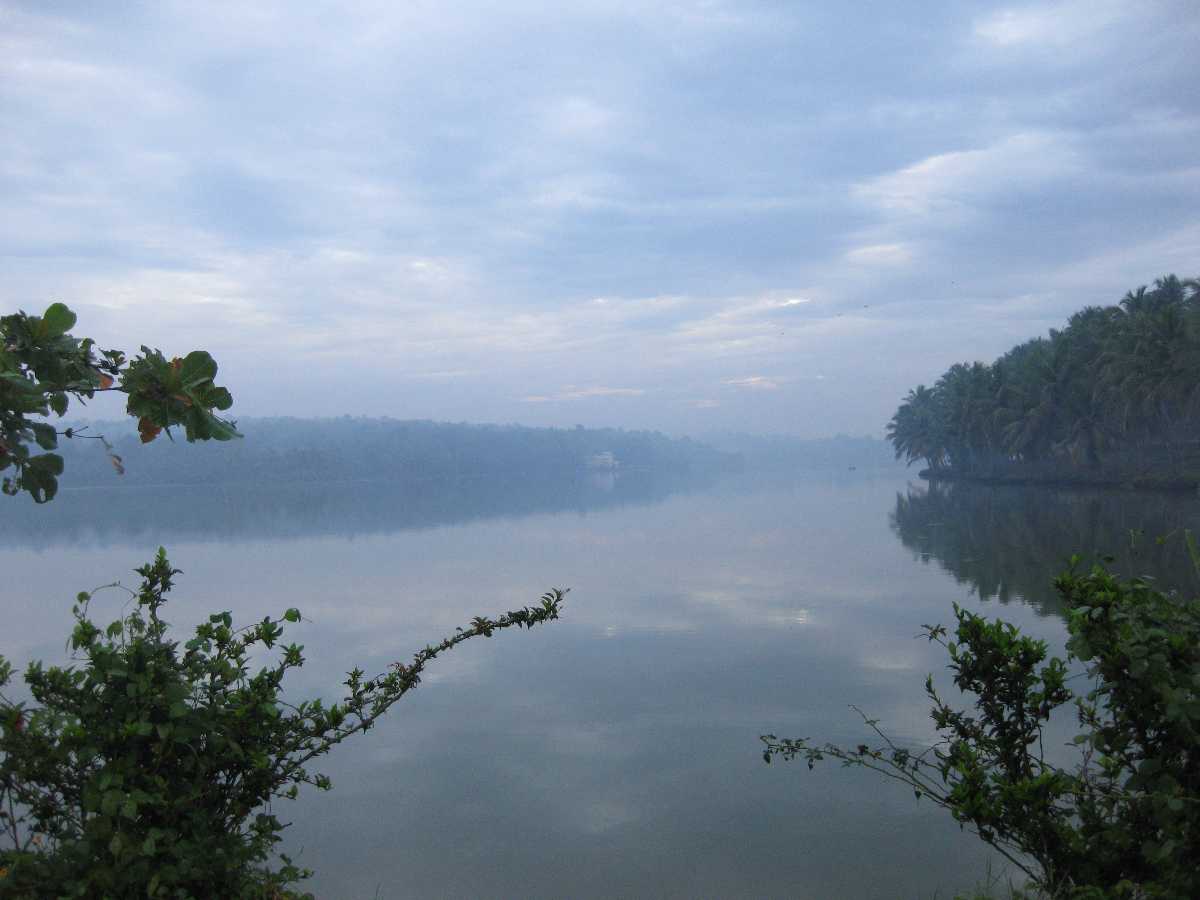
[530,172,624,210]
[844,243,913,266]
[412,369,477,379]
[723,376,778,390]
[973,1,1129,48]
[520,386,646,402]
[545,96,616,139]
[562,386,645,399]
[853,132,1081,219]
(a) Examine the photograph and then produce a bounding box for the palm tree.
[888,385,948,470]
[891,274,1200,480]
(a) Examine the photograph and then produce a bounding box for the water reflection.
[3,471,1082,898]
[0,468,716,548]
[11,473,1188,894]
[891,480,1200,617]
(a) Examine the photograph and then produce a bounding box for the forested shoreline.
[887,274,1200,490]
[50,417,737,488]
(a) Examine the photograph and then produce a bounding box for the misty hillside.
[51,417,737,488]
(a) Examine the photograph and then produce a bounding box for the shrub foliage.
[763,554,1199,898]
[0,550,566,896]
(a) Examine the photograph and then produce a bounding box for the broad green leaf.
[41,302,77,338]
[178,350,218,388]
[35,452,64,475]
[31,421,58,450]
[207,385,234,411]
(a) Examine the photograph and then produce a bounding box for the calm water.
[3,472,1197,898]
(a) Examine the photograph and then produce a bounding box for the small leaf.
[138,417,162,444]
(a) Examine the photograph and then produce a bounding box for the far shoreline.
[918,467,1200,494]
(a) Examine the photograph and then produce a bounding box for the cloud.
[844,243,913,266]
[973,1,1130,48]
[1,1,1195,437]
[412,369,478,379]
[852,132,1081,219]
[521,386,646,403]
[723,376,779,390]
[543,96,616,140]
[562,386,645,399]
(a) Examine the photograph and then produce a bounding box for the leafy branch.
[1,302,238,502]
[0,550,567,895]
[763,553,1200,897]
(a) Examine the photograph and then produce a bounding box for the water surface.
[3,472,1194,898]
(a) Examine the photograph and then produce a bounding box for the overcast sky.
[3,1,1197,437]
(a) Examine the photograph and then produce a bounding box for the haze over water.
[5,469,1194,898]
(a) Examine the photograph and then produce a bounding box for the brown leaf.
[138,417,162,444]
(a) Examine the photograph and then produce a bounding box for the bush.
[0,550,565,897]
[762,553,1200,898]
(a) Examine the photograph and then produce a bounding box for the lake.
[2,470,1197,898]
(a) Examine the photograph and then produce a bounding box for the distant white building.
[585,451,618,470]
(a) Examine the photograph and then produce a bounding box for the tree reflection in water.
[890,480,1200,618]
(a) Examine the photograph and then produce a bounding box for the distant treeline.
[887,274,1200,488]
[52,417,736,488]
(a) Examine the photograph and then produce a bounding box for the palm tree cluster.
[887,274,1200,481]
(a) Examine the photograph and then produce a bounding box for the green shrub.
[763,555,1199,898]
[0,550,565,897]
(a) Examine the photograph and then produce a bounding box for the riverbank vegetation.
[47,415,735,490]
[764,547,1200,898]
[887,275,1200,490]
[0,551,564,896]
[0,306,567,895]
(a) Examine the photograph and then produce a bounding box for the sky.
[2,0,1198,437]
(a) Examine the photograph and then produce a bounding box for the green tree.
[887,275,1200,484]
[0,302,238,502]
[888,384,949,471]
